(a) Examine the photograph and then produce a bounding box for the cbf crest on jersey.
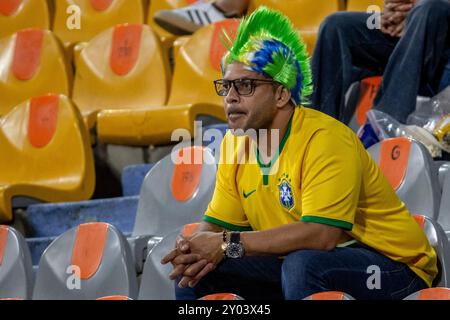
[278,174,294,210]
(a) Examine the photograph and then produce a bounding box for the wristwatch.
[223,232,245,259]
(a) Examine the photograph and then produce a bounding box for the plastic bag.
[407,86,450,131]
[406,86,450,153]
[366,109,448,158]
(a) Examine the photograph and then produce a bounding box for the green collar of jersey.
[255,115,293,185]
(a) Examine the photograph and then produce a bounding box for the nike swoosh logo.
[243,190,256,199]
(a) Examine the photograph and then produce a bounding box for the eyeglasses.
[213,78,278,97]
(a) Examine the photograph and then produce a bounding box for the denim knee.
[281,250,328,300]
[412,0,450,20]
[319,11,363,34]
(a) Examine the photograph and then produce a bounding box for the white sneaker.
[154,1,237,35]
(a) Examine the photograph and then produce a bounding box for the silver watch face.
[226,242,244,258]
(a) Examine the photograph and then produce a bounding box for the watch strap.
[230,232,240,244]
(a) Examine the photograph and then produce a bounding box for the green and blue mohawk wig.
[222,6,313,106]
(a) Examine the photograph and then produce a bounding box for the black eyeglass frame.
[213,78,280,97]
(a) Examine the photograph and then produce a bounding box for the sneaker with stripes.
[154,1,239,35]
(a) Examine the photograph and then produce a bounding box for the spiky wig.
[222,6,313,106]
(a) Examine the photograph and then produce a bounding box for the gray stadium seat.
[32,222,138,300]
[0,225,33,299]
[368,137,441,220]
[138,223,199,300]
[413,215,450,287]
[438,167,450,240]
[129,146,216,272]
[437,161,450,190]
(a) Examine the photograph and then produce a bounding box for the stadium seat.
[413,215,450,287]
[72,23,170,129]
[347,0,384,11]
[0,0,50,39]
[438,166,450,240]
[0,94,95,222]
[404,287,450,300]
[147,0,197,53]
[303,291,355,300]
[345,76,382,131]
[199,293,244,300]
[130,146,216,271]
[438,161,450,190]
[96,20,236,146]
[25,146,215,272]
[247,0,340,55]
[367,137,441,220]
[132,146,215,238]
[0,225,33,300]
[0,29,71,117]
[32,222,138,300]
[53,0,144,48]
[138,223,199,300]
[97,295,133,300]
[25,196,138,266]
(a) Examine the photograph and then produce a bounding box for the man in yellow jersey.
[162,7,437,300]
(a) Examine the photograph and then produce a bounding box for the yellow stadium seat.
[72,23,171,129]
[0,94,95,223]
[96,19,238,146]
[347,0,384,11]
[248,0,340,55]
[53,0,144,48]
[0,28,71,117]
[0,0,50,39]
[147,0,198,53]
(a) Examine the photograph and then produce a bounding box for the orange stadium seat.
[72,23,171,130]
[247,0,340,55]
[347,0,384,11]
[96,19,236,146]
[0,94,95,222]
[303,291,355,300]
[52,0,145,48]
[346,76,383,131]
[368,137,441,220]
[0,28,71,117]
[404,287,450,300]
[199,293,245,300]
[96,295,133,300]
[0,0,50,39]
[147,0,198,53]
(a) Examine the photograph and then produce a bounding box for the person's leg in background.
[311,11,398,123]
[374,0,450,123]
[154,0,249,35]
[281,246,428,300]
[439,55,450,92]
[175,255,283,300]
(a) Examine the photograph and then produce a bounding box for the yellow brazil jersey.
[204,107,438,287]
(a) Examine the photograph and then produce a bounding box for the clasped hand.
[381,0,415,37]
[161,231,225,289]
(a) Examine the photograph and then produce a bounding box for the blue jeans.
[311,0,450,124]
[439,57,450,91]
[175,245,428,300]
